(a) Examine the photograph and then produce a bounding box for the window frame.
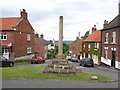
[104,49,108,59]
[27,46,32,54]
[111,31,116,44]
[27,34,31,41]
[104,32,108,44]
[0,32,7,40]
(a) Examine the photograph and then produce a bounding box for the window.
[111,31,116,44]
[88,44,90,49]
[27,34,31,41]
[45,46,48,50]
[0,33,7,40]
[27,47,32,54]
[104,32,108,43]
[95,43,99,49]
[104,49,108,59]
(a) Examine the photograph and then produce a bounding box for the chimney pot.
[35,34,39,38]
[103,20,109,28]
[92,25,97,33]
[40,34,44,38]
[20,9,27,19]
[76,37,79,40]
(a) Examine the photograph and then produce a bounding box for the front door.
[2,47,9,60]
[111,51,115,67]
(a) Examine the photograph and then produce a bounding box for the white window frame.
[104,32,108,44]
[27,46,32,54]
[104,49,108,59]
[27,34,31,41]
[97,43,99,49]
[88,44,90,49]
[95,43,99,49]
[111,31,116,44]
[44,46,48,50]
[0,33,7,40]
[95,43,97,49]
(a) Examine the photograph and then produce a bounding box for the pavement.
[94,64,119,72]
[2,79,119,88]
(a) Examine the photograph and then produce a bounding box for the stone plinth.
[56,54,65,59]
[43,60,82,74]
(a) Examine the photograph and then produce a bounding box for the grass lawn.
[0,66,113,82]
[15,59,31,64]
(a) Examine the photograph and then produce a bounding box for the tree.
[81,31,90,40]
[54,43,69,56]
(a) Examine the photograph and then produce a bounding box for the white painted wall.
[88,54,91,58]
[101,57,120,70]
[92,54,98,65]
[115,61,120,69]
[15,54,34,60]
[101,57,111,66]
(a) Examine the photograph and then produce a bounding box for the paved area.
[2,79,119,88]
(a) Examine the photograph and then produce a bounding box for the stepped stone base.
[56,54,65,59]
[43,60,82,74]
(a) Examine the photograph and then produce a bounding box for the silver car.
[71,56,78,62]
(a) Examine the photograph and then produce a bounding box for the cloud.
[0,0,119,40]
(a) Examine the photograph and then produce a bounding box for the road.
[2,59,120,88]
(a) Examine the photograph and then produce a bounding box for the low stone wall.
[15,54,34,61]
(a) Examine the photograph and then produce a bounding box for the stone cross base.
[56,54,65,60]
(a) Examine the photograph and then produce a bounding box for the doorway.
[111,51,115,67]
[2,47,9,60]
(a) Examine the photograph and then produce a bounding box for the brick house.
[101,3,120,69]
[69,37,82,58]
[83,26,101,65]
[0,9,35,60]
[35,34,49,59]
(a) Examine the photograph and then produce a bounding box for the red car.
[31,56,45,64]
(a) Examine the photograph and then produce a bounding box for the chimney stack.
[103,20,109,28]
[20,9,27,19]
[76,36,79,40]
[35,34,39,38]
[92,25,97,33]
[40,34,44,38]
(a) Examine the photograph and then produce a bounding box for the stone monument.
[57,16,64,59]
[42,16,82,74]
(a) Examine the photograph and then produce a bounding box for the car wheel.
[82,64,85,67]
[36,62,38,64]
[91,64,94,67]
[43,61,45,63]
[31,61,33,64]
[9,63,14,67]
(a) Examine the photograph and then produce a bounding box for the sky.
[0,0,119,41]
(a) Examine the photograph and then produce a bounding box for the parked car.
[79,58,94,67]
[71,56,78,62]
[66,55,71,60]
[0,55,14,67]
[31,56,45,64]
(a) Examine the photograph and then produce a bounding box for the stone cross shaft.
[58,16,63,56]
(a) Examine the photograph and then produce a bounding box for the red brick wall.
[2,19,35,57]
[101,27,120,62]
[35,39,48,59]
[69,39,82,56]
[13,19,35,57]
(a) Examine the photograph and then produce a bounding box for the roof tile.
[0,17,21,30]
[83,30,101,42]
